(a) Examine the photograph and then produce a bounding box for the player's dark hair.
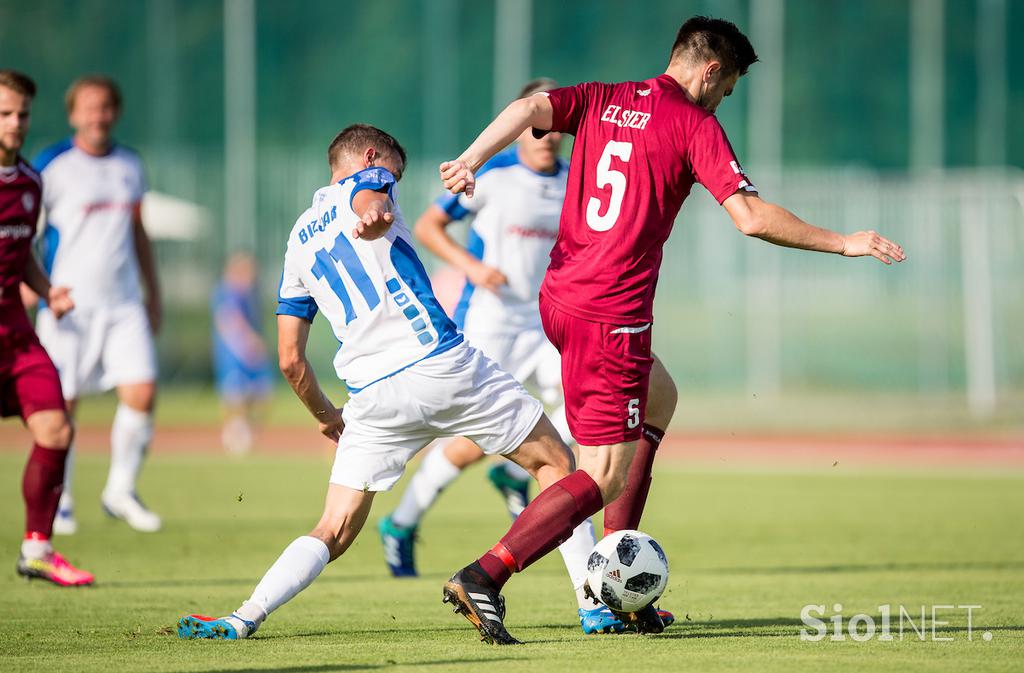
[518,77,558,99]
[670,16,758,77]
[327,124,407,174]
[65,75,122,113]
[0,70,36,98]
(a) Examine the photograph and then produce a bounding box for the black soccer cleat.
[442,562,521,645]
[607,603,665,634]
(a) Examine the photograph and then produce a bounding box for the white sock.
[239,536,330,623]
[502,460,531,481]
[103,404,153,500]
[549,404,575,447]
[58,443,75,512]
[21,537,52,560]
[390,441,461,528]
[558,517,601,610]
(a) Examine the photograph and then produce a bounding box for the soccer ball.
[586,530,669,613]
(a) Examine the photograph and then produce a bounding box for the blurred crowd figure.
[211,252,272,454]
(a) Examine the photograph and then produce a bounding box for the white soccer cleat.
[52,508,78,535]
[102,493,162,532]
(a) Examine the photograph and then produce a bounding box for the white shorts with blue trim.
[329,340,544,492]
[36,302,158,399]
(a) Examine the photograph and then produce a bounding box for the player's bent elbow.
[278,354,304,381]
[735,213,767,238]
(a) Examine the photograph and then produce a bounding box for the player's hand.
[318,406,345,443]
[840,231,906,265]
[440,159,476,198]
[467,261,508,293]
[47,286,74,319]
[353,203,394,240]
[146,298,163,335]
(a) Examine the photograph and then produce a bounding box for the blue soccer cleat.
[378,515,417,577]
[487,464,530,520]
[177,613,256,640]
[657,608,676,628]
[579,605,628,634]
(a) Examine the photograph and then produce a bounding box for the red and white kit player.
[438,17,905,637]
[0,70,92,586]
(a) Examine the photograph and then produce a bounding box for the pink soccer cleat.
[16,550,95,586]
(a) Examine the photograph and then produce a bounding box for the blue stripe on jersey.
[345,239,464,395]
[33,138,74,172]
[275,273,318,322]
[432,148,521,221]
[41,224,60,275]
[452,228,485,328]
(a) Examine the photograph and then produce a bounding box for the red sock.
[478,470,603,589]
[23,444,67,538]
[603,424,664,535]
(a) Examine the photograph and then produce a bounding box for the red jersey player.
[438,17,904,640]
[0,70,93,586]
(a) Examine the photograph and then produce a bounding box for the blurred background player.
[211,251,272,454]
[178,124,578,643]
[440,15,905,633]
[378,78,661,634]
[30,75,163,533]
[0,69,93,586]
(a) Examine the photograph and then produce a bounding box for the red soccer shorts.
[0,332,67,421]
[540,294,654,446]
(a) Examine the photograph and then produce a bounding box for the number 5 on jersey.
[586,140,633,232]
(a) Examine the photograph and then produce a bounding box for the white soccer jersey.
[34,140,147,308]
[436,147,567,335]
[277,167,463,392]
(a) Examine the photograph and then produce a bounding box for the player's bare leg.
[178,484,375,639]
[101,380,160,532]
[18,409,93,586]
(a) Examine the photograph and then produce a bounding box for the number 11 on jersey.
[586,140,633,232]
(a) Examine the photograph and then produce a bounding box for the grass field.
[1,451,1022,673]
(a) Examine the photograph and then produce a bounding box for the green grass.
[68,385,1024,436]
[0,453,1022,672]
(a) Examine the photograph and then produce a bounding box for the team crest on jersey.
[22,191,35,213]
[636,88,651,96]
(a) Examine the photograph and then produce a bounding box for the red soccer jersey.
[0,157,42,335]
[539,74,755,323]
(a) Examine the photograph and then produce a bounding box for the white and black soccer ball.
[586,530,669,613]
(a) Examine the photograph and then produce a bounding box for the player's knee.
[28,411,73,449]
[645,361,678,428]
[594,470,628,503]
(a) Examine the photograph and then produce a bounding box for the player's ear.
[703,61,721,83]
[362,147,377,169]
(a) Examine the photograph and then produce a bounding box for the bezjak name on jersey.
[298,205,339,244]
[600,105,651,130]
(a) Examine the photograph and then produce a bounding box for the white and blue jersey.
[438,147,567,335]
[34,139,147,308]
[277,168,462,393]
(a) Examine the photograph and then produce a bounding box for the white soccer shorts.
[464,327,563,405]
[36,302,158,399]
[329,341,544,492]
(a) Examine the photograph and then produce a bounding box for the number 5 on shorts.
[626,398,640,429]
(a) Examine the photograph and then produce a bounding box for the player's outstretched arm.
[22,254,73,318]
[413,205,507,292]
[723,191,906,265]
[277,314,344,441]
[351,189,395,241]
[440,93,554,197]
